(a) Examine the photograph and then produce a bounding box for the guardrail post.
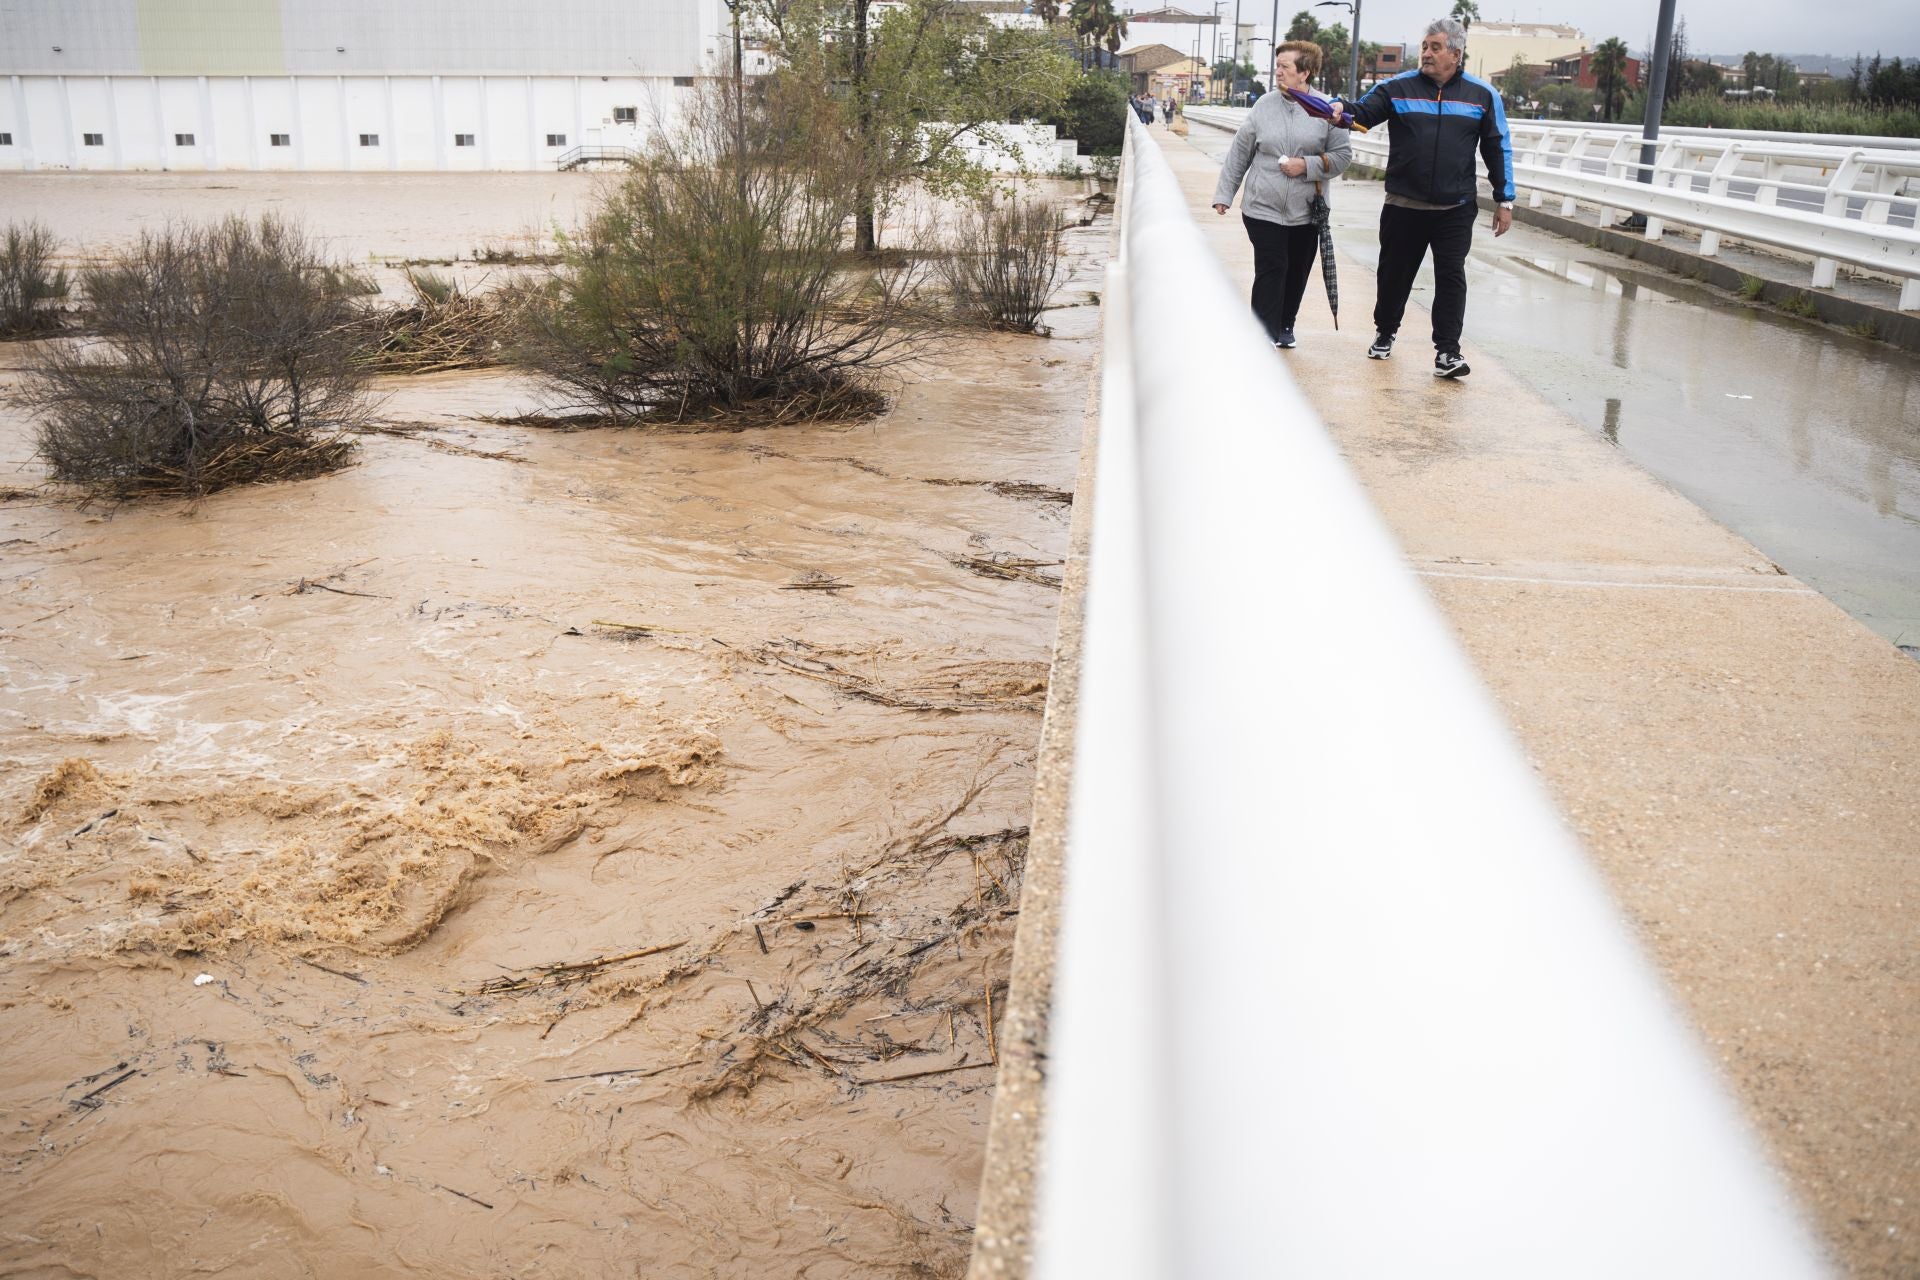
[1698,143,1746,257]
[1862,166,1896,225]
[1813,150,1866,289]
[1901,276,1920,312]
[1598,135,1633,227]
[1643,139,1681,241]
[1560,134,1588,218]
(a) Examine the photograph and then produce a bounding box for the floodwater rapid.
[0,173,1104,1278]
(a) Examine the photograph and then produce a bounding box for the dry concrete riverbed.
[0,174,1103,1278]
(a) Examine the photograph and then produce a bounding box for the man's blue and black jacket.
[1347,68,1515,206]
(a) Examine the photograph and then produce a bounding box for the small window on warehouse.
[0,133,13,146]
[454,133,475,146]
[359,133,380,146]
[83,132,104,146]
[270,133,290,146]
[174,132,195,145]
[546,133,566,146]
[612,106,637,124]
[673,77,694,87]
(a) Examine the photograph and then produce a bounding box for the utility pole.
[1233,0,1244,94]
[1638,0,1677,186]
[1347,0,1361,97]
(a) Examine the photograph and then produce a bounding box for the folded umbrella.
[1308,192,1339,329]
[1285,87,1371,133]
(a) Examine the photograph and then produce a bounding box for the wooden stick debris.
[470,940,687,996]
[544,1058,697,1084]
[298,957,368,985]
[858,1060,994,1086]
[71,1069,138,1110]
[433,1184,496,1210]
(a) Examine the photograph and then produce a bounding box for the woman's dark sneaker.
[1433,351,1470,378]
[1274,328,1297,349]
[1367,333,1393,359]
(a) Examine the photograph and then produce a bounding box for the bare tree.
[24,215,369,498]
[941,196,1067,334]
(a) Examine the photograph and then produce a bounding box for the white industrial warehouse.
[0,0,748,171]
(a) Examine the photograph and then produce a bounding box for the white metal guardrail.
[1032,112,1832,1278]
[1188,106,1920,308]
[1189,105,1920,153]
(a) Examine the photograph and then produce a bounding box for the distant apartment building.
[0,0,734,171]
[1119,43,1206,97]
[1461,21,1586,82]
[1545,48,1643,92]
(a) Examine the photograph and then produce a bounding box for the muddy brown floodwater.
[0,174,1105,1279]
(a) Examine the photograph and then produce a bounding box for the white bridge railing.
[1188,105,1920,309]
[1031,112,1832,1277]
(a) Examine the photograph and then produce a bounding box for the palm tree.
[1590,36,1629,121]
[1068,0,1126,69]
[1286,10,1320,41]
[1449,0,1478,29]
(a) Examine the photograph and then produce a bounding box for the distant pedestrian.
[1211,42,1351,350]
[1332,17,1514,378]
[1163,96,1175,124]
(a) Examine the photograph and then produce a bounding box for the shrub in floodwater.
[513,77,934,425]
[940,195,1066,334]
[0,221,70,337]
[23,214,369,498]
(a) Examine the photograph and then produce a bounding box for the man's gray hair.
[1425,17,1467,52]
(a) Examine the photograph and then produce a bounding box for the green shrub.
[1776,292,1820,318]
[0,221,70,337]
[1624,91,1920,136]
[513,79,932,425]
[1738,274,1767,299]
[1041,70,1130,157]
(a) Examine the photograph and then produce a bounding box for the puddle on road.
[0,176,1103,1278]
[1459,233,1920,649]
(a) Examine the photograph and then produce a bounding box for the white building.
[0,0,736,172]
[1461,21,1587,83]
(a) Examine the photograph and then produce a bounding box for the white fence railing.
[1188,106,1920,309]
[1031,112,1833,1278]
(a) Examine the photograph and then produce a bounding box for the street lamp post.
[1233,0,1244,93]
[1313,0,1361,97]
[1247,35,1271,94]
[1211,1,1228,99]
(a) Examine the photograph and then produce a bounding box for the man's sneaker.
[1274,328,1297,349]
[1433,351,1471,379]
[1367,333,1393,359]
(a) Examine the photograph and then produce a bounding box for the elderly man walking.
[1333,17,1514,378]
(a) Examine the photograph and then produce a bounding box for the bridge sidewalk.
[1155,131,1920,1277]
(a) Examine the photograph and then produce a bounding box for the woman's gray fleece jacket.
[1211,92,1352,226]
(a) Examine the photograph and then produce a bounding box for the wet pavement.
[1189,120,1920,652]
[1173,120,1920,1278]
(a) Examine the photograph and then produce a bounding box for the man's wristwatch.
[1498,201,1514,209]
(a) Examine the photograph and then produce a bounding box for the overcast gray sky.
[1125,0,1919,64]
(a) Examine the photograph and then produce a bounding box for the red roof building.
[1546,49,1642,91]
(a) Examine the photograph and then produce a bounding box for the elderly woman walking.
[1210,41,1351,349]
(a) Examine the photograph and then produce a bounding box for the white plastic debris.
[192,973,216,986]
